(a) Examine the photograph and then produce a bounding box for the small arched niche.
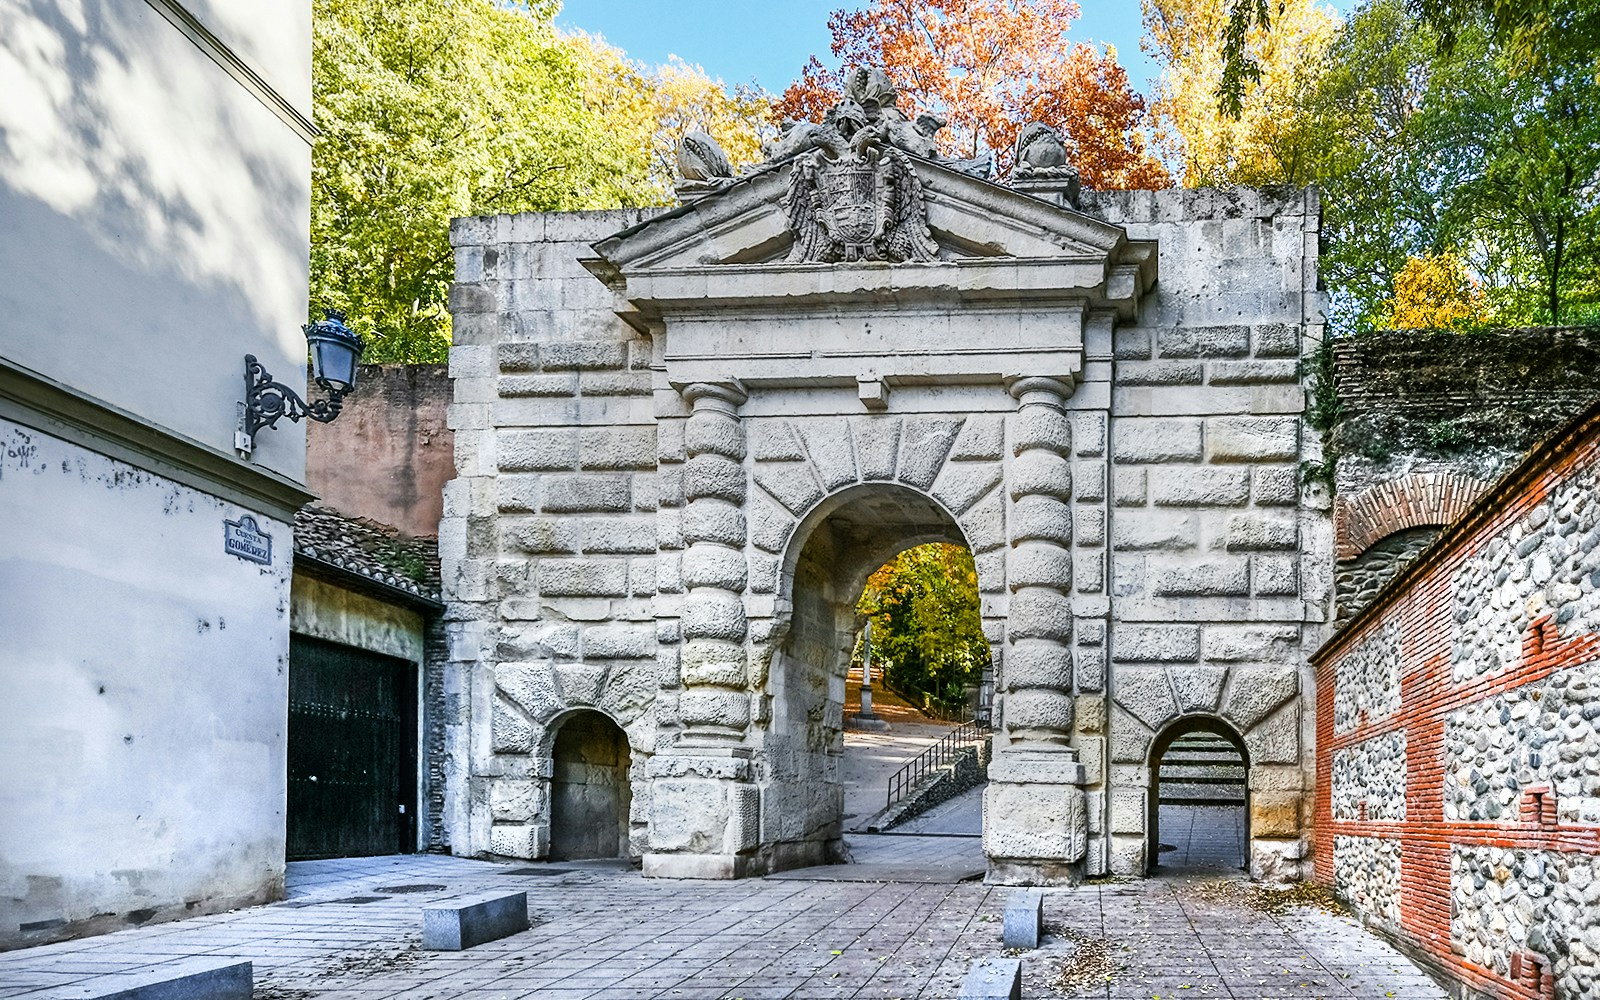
[548,709,632,860]
[1146,716,1249,873]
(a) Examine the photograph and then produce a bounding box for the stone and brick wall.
[1313,400,1600,1000]
[1330,328,1600,624]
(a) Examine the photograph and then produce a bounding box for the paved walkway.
[841,666,957,834]
[0,853,1448,999]
[1156,804,1248,871]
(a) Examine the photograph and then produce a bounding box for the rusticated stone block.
[850,415,901,478]
[536,559,628,597]
[951,413,1005,460]
[1001,890,1044,949]
[541,474,632,513]
[1252,466,1300,506]
[1117,624,1199,662]
[1150,467,1250,507]
[798,419,858,488]
[538,340,626,370]
[1158,324,1249,358]
[1112,418,1203,462]
[1113,666,1178,730]
[898,415,963,487]
[1206,416,1299,463]
[960,958,1021,1000]
[1224,665,1299,730]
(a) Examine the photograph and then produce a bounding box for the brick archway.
[1336,472,1492,560]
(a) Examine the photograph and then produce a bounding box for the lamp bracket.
[236,354,349,457]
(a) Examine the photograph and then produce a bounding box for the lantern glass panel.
[309,336,358,391]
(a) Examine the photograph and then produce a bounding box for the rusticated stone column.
[677,381,751,741]
[645,380,760,880]
[984,375,1089,885]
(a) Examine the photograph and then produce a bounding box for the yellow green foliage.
[567,35,773,205]
[1142,0,1339,186]
[1385,253,1489,329]
[856,543,989,714]
[311,0,771,363]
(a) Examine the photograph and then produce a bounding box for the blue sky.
[556,0,1357,98]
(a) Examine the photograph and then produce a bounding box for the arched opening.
[767,484,991,870]
[549,710,632,860]
[1147,717,1249,873]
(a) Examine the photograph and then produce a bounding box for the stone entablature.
[444,133,1325,883]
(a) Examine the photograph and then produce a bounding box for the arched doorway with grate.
[1147,717,1249,872]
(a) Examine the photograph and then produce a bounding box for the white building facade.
[0,0,313,947]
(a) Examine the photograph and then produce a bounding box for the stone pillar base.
[644,748,759,880]
[642,853,750,880]
[983,746,1088,886]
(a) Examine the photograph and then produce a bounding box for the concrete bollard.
[960,957,1022,1000]
[422,891,530,950]
[51,958,252,1000]
[1002,889,1044,949]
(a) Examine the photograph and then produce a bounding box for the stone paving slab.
[765,865,985,884]
[0,851,1449,1000]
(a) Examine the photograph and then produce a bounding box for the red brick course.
[1334,470,1492,561]
[1314,402,1600,1000]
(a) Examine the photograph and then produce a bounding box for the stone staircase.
[1157,733,1246,807]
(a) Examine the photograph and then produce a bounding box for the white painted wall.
[0,0,312,948]
[0,421,292,946]
[0,0,312,478]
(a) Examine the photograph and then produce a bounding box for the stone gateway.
[440,85,1330,884]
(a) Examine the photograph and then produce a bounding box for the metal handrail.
[885,720,990,809]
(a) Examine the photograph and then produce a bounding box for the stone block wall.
[441,185,1327,881]
[1313,400,1600,1000]
[1085,188,1330,881]
[441,210,665,860]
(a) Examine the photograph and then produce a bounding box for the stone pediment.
[583,151,1157,394]
[587,156,1155,314]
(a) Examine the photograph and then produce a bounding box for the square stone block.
[52,959,252,1000]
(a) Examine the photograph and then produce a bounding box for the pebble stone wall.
[1314,402,1600,1000]
[1331,731,1405,821]
[1332,619,1400,734]
[1451,845,1600,998]
[1453,470,1600,682]
[1444,661,1600,824]
[1333,834,1401,925]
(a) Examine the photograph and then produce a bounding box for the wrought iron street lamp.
[235,310,364,457]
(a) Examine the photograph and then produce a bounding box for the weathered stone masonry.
[442,165,1328,884]
[1314,401,1600,1000]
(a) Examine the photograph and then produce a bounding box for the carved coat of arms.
[777,69,944,265]
[784,144,940,264]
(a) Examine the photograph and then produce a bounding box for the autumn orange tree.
[775,0,1170,189]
